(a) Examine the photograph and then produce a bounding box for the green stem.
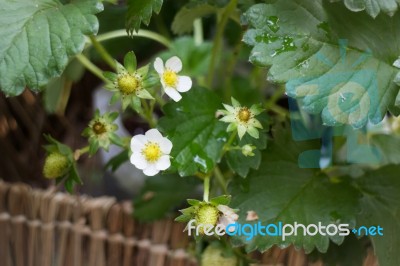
[94,29,171,48]
[223,131,237,152]
[223,40,242,101]
[141,99,157,128]
[206,0,237,87]
[203,176,210,202]
[76,54,108,83]
[89,35,116,69]
[265,86,285,110]
[214,166,227,194]
[74,146,90,161]
[193,18,203,46]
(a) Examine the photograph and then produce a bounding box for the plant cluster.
[1,0,400,265]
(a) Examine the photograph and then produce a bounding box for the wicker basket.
[0,181,379,266]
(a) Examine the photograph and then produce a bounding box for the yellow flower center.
[117,74,140,95]
[142,142,162,162]
[238,107,251,122]
[92,121,107,135]
[163,70,178,87]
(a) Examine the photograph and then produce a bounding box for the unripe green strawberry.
[196,204,219,224]
[201,245,237,266]
[43,152,69,179]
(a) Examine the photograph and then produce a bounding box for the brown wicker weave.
[0,181,379,266]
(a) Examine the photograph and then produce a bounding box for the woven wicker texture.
[0,181,379,266]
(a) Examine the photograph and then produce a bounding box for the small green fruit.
[43,152,69,179]
[201,245,237,266]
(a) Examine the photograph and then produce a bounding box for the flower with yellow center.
[130,129,173,176]
[117,74,140,95]
[103,51,154,112]
[219,98,263,139]
[154,56,192,102]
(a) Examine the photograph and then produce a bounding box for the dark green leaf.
[0,0,103,96]
[104,150,130,172]
[126,0,163,34]
[228,126,360,253]
[355,165,400,266]
[133,174,199,221]
[242,0,400,128]
[158,88,229,176]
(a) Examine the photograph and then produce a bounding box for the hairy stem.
[206,0,237,87]
[89,35,116,69]
[203,176,210,202]
[94,29,171,48]
[75,54,108,83]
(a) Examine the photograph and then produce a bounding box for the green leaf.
[126,0,163,34]
[210,195,231,205]
[0,0,103,96]
[124,51,137,74]
[133,174,199,221]
[335,0,400,18]
[158,87,229,177]
[309,235,368,266]
[172,4,218,35]
[228,126,360,253]
[242,0,400,128]
[226,118,268,178]
[355,165,400,266]
[370,134,400,165]
[104,150,129,172]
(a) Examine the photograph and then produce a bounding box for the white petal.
[159,138,173,154]
[238,124,246,139]
[165,56,182,72]
[164,87,182,102]
[154,57,164,74]
[145,128,163,141]
[222,104,235,114]
[130,153,148,170]
[176,76,192,92]
[156,155,171,170]
[220,114,236,123]
[143,165,160,176]
[130,135,146,151]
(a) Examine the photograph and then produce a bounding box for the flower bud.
[241,144,256,157]
[43,152,69,179]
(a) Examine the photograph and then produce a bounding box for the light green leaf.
[0,0,103,96]
[333,0,400,18]
[126,0,163,34]
[229,126,360,253]
[158,87,229,177]
[355,165,400,266]
[172,4,217,35]
[242,0,400,128]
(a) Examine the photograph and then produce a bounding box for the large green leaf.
[126,0,163,34]
[355,165,400,266]
[242,0,400,128]
[133,174,199,221]
[158,88,229,177]
[228,126,360,253]
[333,0,400,18]
[0,0,103,96]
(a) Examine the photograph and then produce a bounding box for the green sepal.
[124,51,137,74]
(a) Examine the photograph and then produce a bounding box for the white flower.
[217,205,239,232]
[154,56,192,102]
[130,129,173,176]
